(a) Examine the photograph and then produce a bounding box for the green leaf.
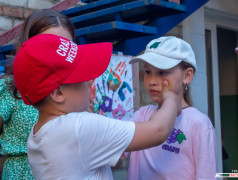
[150,42,161,49]
[177,133,186,144]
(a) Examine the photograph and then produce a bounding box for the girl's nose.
[149,75,160,86]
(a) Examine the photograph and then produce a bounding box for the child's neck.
[157,98,189,109]
[33,107,66,135]
[181,98,189,109]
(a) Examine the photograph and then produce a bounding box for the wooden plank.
[0,44,14,53]
[0,0,82,46]
[51,0,82,12]
[63,0,121,17]
[75,21,157,36]
[0,24,22,47]
[75,21,157,43]
[0,54,6,61]
[0,44,15,60]
[81,0,98,2]
[63,0,182,18]
[0,58,14,66]
[0,44,14,60]
[71,0,186,28]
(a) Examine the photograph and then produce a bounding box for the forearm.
[152,97,178,137]
[126,98,178,151]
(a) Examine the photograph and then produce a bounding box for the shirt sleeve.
[78,113,135,170]
[0,78,14,122]
[192,117,217,180]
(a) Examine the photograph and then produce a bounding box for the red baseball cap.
[13,34,112,105]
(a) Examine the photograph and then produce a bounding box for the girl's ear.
[183,67,194,85]
[50,86,65,103]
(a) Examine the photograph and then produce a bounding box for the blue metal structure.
[0,44,14,60]
[69,0,186,44]
[0,0,209,72]
[114,0,210,55]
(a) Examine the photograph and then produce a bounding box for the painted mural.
[90,54,134,120]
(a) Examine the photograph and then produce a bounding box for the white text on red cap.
[56,38,78,63]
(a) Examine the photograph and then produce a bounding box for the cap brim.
[63,42,112,83]
[129,52,181,70]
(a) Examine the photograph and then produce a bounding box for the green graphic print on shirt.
[162,128,186,154]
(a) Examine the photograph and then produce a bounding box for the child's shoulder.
[60,112,113,125]
[61,112,96,121]
[137,104,157,114]
[183,107,209,119]
[35,112,97,136]
[131,104,157,122]
[141,104,158,110]
[183,107,213,130]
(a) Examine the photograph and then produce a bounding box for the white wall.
[0,0,63,36]
[205,0,238,16]
[182,7,208,115]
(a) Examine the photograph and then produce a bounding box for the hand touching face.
[143,62,185,106]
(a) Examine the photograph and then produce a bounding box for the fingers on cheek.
[168,83,173,91]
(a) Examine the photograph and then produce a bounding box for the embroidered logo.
[161,128,186,154]
[149,42,161,49]
[162,144,180,154]
[56,38,78,63]
[167,128,186,144]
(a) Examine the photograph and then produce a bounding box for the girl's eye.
[144,70,151,75]
[159,71,167,75]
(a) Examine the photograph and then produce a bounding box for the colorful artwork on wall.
[90,54,134,120]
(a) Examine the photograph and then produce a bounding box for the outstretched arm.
[126,81,181,151]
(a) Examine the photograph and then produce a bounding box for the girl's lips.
[149,89,160,94]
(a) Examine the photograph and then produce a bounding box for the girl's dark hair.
[178,61,196,106]
[15,9,75,53]
[2,9,75,99]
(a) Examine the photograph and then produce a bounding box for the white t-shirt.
[27,112,135,180]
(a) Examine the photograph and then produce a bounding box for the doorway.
[217,27,238,173]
